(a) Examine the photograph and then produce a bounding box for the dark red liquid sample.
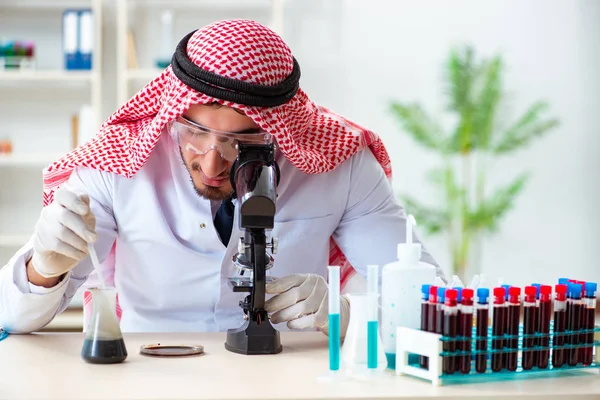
[552,284,568,368]
[506,304,520,371]
[568,302,582,366]
[552,308,567,368]
[491,288,506,372]
[459,309,473,374]
[442,289,458,375]
[443,313,458,374]
[566,298,572,362]
[583,305,595,365]
[537,286,552,369]
[81,338,128,364]
[476,308,488,373]
[459,288,474,374]
[532,304,539,365]
[427,302,437,334]
[420,301,429,369]
[565,280,576,363]
[522,286,537,370]
[436,303,445,335]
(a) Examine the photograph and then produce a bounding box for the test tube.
[367,264,379,370]
[420,284,431,369]
[427,286,438,337]
[327,266,341,371]
[531,283,541,366]
[436,287,446,336]
[500,284,511,369]
[583,282,597,365]
[475,288,489,373]
[552,284,568,368]
[566,280,575,362]
[459,288,474,374]
[505,287,521,371]
[443,289,458,375]
[522,286,537,370]
[491,287,506,372]
[576,280,587,364]
[537,285,552,369]
[453,287,463,371]
[568,283,583,366]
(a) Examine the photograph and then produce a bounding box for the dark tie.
[214,197,234,246]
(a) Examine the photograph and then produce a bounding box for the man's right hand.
[29,186,97,280]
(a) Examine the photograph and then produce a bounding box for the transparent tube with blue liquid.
[367,264,379,370]
[328,265,341,372]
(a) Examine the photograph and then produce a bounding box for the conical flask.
[341,293,387,375]
[81,287,127,364]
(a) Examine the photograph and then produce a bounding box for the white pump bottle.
[381,215,436,369]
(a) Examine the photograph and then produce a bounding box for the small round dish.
[139,343,204,357]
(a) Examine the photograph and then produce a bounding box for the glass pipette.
[88,243,108,289]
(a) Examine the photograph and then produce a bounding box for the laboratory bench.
[2,331,600,400]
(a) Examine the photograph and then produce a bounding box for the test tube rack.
[395,323,600,386]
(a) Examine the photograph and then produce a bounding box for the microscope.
[224,141,282,355]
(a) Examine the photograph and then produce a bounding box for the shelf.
[0,234,30,247]
[0,0,94,9]
[125,68,162,82]
[0,70,95,83]
[0,153,66,167]
[124,0,272,10]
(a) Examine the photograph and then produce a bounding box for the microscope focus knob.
[270,237,278,254]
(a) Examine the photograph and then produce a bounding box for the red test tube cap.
[555,284,567,301]
[493,287,505,298]
[509,287,521,297]
[462,288,474,298]
[525,285,537,300]
[429,286,437,303]
[446,288,458,300]
[540,285,552,295]
[540,284,552,301]
[493,287,506,303]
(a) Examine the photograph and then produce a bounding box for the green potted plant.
[389,45,560,281]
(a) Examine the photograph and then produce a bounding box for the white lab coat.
[0,131,442,333]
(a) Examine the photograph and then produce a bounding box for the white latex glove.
[30,186,97,278]
[265,273,351,337]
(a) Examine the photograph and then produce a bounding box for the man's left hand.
[265,273,350,336]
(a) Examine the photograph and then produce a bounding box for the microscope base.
[225,318,282,355]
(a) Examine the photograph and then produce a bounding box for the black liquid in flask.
[81,288,128,364]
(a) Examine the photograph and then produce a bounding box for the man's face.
[177,104,263,201]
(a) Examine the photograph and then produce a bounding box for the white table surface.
[1,331,600,400]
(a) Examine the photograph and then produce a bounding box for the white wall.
[3,0,599,289]
[279,0,600,287]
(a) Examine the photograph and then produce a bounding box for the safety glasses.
[168,116,272,162]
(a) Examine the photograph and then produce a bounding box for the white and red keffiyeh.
[43,19,392,316]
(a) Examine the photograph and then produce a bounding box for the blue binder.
[62,8,93,70]
[62,9,79,69]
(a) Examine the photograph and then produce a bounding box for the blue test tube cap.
[558,278,570,285]
[501,284,511,300]
[569,283,582,299]
[532,283,541,299]
[477,287,489,304]
[584,282,597,297]
[453,287,463,302]
[437,287,446,303]
[421,284,431,300]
